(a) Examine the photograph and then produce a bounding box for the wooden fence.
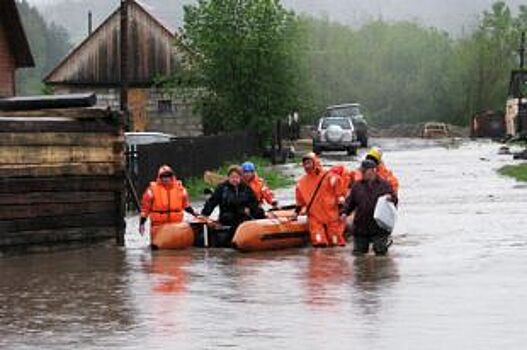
[134,131,260,196]
[0,108,125,250]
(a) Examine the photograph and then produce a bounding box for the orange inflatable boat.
[152,222,195,250]
[232,216,309,252]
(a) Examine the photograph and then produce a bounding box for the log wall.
[0,108,125,250]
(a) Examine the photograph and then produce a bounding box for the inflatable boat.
[151,210,309,252]
[152,222,195,250]
[232,216,309,252]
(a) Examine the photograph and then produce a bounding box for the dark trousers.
[352,233,391,256]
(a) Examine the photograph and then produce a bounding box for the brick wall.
[52,86,203,137]
[0,21,16,97]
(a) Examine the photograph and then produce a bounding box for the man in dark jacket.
[201,165,265,235]
[343,159,398,256]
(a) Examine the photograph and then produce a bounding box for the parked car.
[312,116,360,156]
[421,122,449,138]
[326,103,369,147]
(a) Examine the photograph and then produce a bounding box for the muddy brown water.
[2,138,527,349]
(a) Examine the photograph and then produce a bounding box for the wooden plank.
[0,226,116,247]
[0,118,120,133]
[0,176,122,193]
[0,201,116,220]
[0,162,123,177]
[0,133,123,147]
[0,146,121,165]
[0,94,97,112]
[0,212,117,233]
[0,192,115,205]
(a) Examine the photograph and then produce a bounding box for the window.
[158,99,173,113]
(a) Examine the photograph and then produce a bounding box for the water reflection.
[143,252,192,294]
[304,249,352,308]
[352,255,399,317]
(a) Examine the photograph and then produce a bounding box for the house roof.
[0,0,35,68]
[45,0,185,87]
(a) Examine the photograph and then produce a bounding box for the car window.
[327,106,361,118]
[321,118,351,129]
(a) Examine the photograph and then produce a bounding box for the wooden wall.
[0,20,16,97]
[0,108,125,249]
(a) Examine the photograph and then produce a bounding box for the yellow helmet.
[366,147,383,163]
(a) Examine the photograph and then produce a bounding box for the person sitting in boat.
[240,161,278,209]
[343,159,398,256]
[293,152,346,247]
[201,165,265,236]
[139,165,197,242]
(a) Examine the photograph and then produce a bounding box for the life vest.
[247,175,275,205]
[149,181,187,226]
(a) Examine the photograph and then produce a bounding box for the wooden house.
[45,0,202,137]
[0,0,35,97]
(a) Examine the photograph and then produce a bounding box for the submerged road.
[1,138,527,349]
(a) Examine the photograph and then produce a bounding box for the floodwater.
[2,138,527,349]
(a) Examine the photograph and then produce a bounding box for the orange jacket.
[141,166,190,227]
[377,163,399,193]
[296,155,342,224]
[351,163,399,193]
[247,174,275,205]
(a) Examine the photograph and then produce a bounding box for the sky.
[25,0,527,43]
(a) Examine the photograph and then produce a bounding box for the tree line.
[15,0,71,95]
[173,0,527,134]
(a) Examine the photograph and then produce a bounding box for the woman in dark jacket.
[201,166,265,234]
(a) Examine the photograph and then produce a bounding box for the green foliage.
[15,0,71,95]
[178,0,304,136]
[170,1,527,131]
[499,164,527,182]
[300,1,527,127]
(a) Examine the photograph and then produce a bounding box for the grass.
[184,156,295,200]
[498,164,527,182]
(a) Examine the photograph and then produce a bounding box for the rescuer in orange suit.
[294,153,346,247]
[241,161,278,209]
[364,147,399,193]
[139,165,197,243]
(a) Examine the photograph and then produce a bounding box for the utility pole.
[120,0,129,116]
[518,32,525,136]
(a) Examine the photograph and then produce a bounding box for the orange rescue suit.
[141,166,190,239]
[349,163,399,193]
[247,174,275,205]
[296,155,346,247]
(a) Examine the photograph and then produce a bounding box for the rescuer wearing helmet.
[364,147,399,193]
[241,161,278,209]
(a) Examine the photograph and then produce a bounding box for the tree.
[15,0,71,95]
[179,0,303,136]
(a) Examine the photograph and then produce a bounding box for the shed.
[45,0,201,136]
[0,0,35,97]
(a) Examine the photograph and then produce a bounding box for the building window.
[158,99,173,113]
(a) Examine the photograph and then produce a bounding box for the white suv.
[312,117,359,156]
